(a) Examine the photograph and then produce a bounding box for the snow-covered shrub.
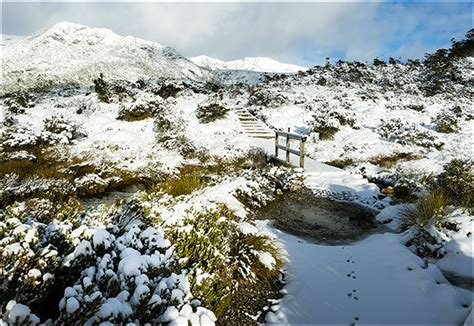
[0,199,217,325]
[75,173,109,197]
[43,115,85,142]
[436,159,473,206]
[0,126,44,149]
[310,104,355,140]
[4,91,36,114]
[166,205,283,318]
[0,174,76,207]
[196,99,229,123]
[117,93,164,121]
[432,109,460,133]
[377,118,443,149]
[154,108,199,157]
[249,87,288,107]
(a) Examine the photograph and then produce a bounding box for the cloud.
[2,2,471,66]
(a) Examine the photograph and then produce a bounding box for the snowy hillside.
[0,22,473,326]
[191,55,306,73]
[1,22,210,95]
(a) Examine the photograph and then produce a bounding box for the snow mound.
[191,55,306,73]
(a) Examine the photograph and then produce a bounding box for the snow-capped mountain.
[191,55,306,73]
[1,22,210,95]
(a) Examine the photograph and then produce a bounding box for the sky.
[1,1,472,66]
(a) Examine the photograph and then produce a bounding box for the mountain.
[190,55,306,73]
[1,22,210,95]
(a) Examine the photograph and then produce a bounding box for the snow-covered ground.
[1,22,472,325]
[266,226,472,325]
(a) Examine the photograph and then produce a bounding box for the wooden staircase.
[235,109,274,139]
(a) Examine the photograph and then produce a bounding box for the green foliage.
[436,159,473,207]
[432,109,459,133]
[196,101,229,123]
[93,73,110,103]
[402,190,449,229]
[166,206,282,318]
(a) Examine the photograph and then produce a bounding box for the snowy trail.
[250,138,471,324]
[266,226,471,325]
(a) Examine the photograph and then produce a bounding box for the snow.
[436,211,474,279]
[118,253,146,277]
[267,225,471,324]
[258,251,276,270]
[2,22,210,95]
[191,55,306,73]
[66,297,80,314]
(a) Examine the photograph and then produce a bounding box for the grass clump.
[326,158,355,169]
[159,172,206,196]
[369,152,420,168]
[401,190,449,229]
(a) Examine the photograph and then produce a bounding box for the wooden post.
[286,128,290,163]
[299,138,305,168]
[275,131,279,157]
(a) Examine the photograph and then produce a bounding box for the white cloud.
[2,2,471,66]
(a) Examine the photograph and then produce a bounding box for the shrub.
[369,152,420,169]
[166,206,282,318]
[196,100,229,123]
[93,73,110,103]
[436,159,473,206]
[43,115,85,142]
[401,190,449,230]
[249,87,288,107]
[377,118,443,149]
[117,93,164,121]
[310,103,355,140]
[432,109,459,133]
[4,91,35,114]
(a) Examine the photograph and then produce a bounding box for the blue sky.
[2,1,472,66]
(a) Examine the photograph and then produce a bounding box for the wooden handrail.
[274,128,306,168]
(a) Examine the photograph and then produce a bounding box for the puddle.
[255,189,380,244]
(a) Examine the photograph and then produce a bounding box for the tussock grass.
[159,172,206,196]
[325,158,355,169]
[369,152,420,168]
[401,190,450,229]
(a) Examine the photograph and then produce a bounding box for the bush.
[196,100,229,123]
[43,115,85,142]
[311,104,354,140]
[401,190,449,229]
[432,109,460,133]
[377,118,443,149]
[166,206,282,318]
[117,93,164,121]
[436,159,473,206]
[93,73,110,103]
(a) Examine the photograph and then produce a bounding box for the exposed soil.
[255,189,380,244]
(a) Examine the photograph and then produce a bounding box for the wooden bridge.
[236,109,307,168]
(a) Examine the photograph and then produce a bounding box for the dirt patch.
[255,189,378,244]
